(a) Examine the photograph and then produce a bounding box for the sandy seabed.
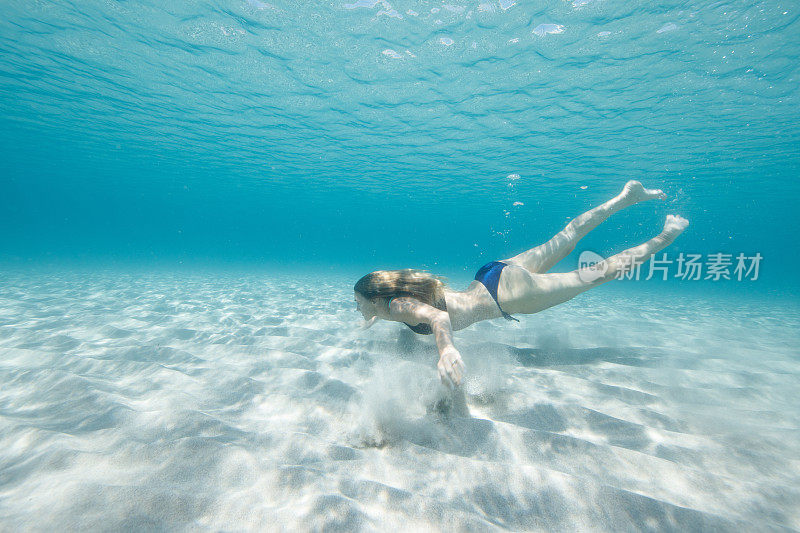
[0,271,798,531]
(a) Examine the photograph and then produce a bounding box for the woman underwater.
[354,181,689,387]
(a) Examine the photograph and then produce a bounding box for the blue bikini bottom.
[474,261,519,322]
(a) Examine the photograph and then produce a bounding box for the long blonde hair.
[354,269,446,307]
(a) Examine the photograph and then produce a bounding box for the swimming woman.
[354,181,689,387]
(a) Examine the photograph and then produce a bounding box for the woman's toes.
[663,214,689,234]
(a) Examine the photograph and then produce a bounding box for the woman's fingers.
[438,359,451,386]
[449,358,463,386]
[438,358,455,387]
[438,351,465,387]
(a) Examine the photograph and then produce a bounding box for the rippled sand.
[0,271,798,531]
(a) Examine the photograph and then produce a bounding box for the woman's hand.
[437,345,465,387]
[385,298,463,386]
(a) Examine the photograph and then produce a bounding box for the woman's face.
[354,292,376,320]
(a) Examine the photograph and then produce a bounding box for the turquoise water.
[2,0,799,280]
[1,1,799,530]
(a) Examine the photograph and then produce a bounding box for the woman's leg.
[502,181,666,274]
[499,215,689,315]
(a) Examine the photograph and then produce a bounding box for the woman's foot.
[621,180,667,203]
[662,214,689,237]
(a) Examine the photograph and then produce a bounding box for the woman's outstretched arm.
[388,297,465,386]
